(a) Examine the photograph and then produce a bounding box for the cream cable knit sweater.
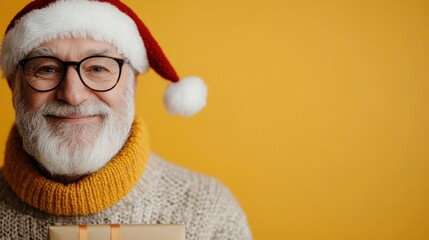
[0,153,252,240]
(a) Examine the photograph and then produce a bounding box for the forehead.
[29,38,120,60]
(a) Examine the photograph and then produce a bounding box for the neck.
[47,173,87,185]
[54,175,86,184]
[32,160,86,184]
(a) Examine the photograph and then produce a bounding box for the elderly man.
[0,0,252,239]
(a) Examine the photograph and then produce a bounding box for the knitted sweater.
[0,120,252,240]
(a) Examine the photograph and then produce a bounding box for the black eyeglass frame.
[18,55,128,92]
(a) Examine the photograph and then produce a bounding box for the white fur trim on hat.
[0,0,147,78]
[163,76,208,117]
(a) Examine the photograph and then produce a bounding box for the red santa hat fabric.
[1,0,207,117]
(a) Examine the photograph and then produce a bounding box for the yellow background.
[1,0,429,239]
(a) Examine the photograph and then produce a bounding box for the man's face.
[11,38,136,177]
[18,38,131,120]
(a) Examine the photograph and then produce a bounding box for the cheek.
[20,88,55,111]
[96,76,134,110]
[94,88,125,110]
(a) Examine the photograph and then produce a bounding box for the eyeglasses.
[18,56,128,92]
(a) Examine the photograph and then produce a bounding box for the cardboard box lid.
[48,224,185,240]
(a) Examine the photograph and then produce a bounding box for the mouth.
[45,114,101,124]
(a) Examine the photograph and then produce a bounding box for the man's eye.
[35,66,59,74]
[89,66,109,72]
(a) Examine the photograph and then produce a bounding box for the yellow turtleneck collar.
[2,117,150,216]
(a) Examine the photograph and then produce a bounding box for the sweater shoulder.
[145,153,233,200]
[136,153,253,239]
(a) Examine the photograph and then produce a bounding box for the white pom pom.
[163,76,208,117]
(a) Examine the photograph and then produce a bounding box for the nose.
[55,66,90,105]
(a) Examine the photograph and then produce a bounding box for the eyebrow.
[26,48,119,59]
[82,48,118,57]
[26,48,59,58]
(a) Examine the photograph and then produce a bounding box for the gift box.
[48,224,185,240]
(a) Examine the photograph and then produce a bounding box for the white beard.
[13,82,135,177]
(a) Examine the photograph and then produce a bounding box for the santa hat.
[0,0,207,117]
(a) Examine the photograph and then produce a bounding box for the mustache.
[37,100,112,118]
